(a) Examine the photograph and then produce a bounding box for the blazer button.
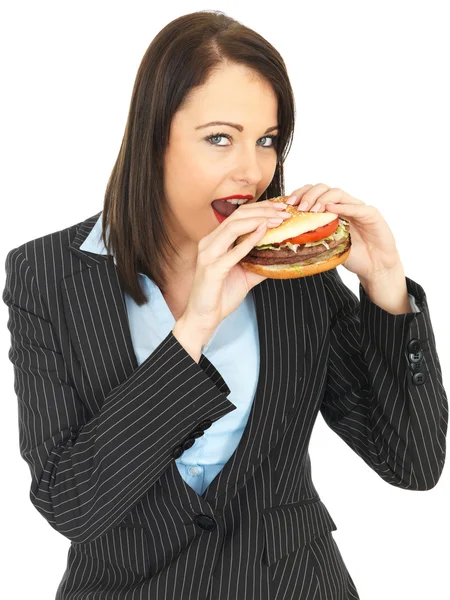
[172,445,183,459]
[197,419,212,431]
[407,339,422,354]
[409,362,423,373]
[412,372,427,386]
[172,437,196,458]
[194,514,217,531]
[409,349,424,363]
[190,429,205,439]
[182,438,196,451]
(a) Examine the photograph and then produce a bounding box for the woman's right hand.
[179,199,292,346]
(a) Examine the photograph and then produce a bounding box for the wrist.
[358,262,412,315]
[172,316,211,363]
[176,314,213,346]
[358,255,404,289]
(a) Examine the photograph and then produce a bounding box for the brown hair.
[101,10,296,305]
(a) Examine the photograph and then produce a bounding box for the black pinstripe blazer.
[3,211,448,600]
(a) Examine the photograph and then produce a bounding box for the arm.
[3,247,236,543]
[319,267,448,490]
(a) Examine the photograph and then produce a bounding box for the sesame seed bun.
[236,195,351,279]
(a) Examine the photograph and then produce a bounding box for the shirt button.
[188,466,200,476]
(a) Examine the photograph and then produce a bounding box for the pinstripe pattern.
[3,211,447,599]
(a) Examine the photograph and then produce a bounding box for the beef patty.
[242,235,346,265]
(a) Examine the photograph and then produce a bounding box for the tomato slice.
[281,216,340,245]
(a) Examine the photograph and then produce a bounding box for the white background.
[1,1,449,598]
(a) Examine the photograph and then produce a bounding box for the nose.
[233,143,264,185]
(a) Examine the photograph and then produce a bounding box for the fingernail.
[298,200,308,211]
[310,203,321,212]
[286,195,297,204]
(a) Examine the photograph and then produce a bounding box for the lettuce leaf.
[255,220,349,252]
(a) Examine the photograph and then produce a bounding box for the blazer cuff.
[358,274,429,376]
[198,352,231,396]
[359,275,427,317]
[160,331,231,397]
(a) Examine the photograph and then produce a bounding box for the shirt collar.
[79,212,147,279]
[79,212,109,255]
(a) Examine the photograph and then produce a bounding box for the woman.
[3,10,447,600]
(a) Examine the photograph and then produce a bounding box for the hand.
[285,183,402,280]
[180,200,292,344]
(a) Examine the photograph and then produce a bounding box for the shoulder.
[4,211,101,296]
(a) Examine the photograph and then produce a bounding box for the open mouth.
[211,199,249,223]
[211,202,237,224]
[212,206,228,224]
[211,199,240,218]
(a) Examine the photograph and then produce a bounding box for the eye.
[204,132,278,148]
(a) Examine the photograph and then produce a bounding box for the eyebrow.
[195,121,279,134]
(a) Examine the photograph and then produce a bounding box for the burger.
[235,195,351,278]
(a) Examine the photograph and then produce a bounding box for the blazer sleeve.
[319,267,448,490]
[2,246,236,543]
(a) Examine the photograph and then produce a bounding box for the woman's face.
[163,62,279,273]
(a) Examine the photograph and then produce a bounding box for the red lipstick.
[214,194,253,201]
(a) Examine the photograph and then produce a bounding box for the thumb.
[244,269,268,291]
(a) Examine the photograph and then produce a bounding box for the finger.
[285,184,315,205]
[200,216,275,267]
[292,183,331,211]
[203,202,289,246]
[217,221,270,273]
[324,202,376,223]
[318,188,364,208]
[241,200,288,214]
[298,188,363,212]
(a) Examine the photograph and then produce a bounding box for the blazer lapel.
[63,213,139,408]
[199,278,306,504]
[64,213,306,506]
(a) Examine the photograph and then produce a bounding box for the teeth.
[225,198,248,205]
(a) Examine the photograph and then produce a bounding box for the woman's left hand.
[285,183,402,281]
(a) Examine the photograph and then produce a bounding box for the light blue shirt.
[80,211,420,494]
[80,212,260,495]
